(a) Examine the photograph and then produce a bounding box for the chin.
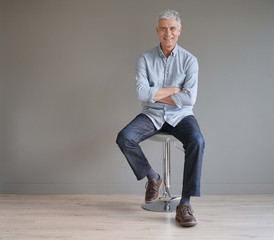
[163,43,174,48]
[163,41,174,46]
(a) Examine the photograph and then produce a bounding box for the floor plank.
[0,194,274,239]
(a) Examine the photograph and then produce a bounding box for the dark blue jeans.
[116,114,205,196]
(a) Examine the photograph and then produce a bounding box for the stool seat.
[142,132,181,212]
[148,132,177,142]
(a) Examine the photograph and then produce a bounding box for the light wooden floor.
[0,194,274,240]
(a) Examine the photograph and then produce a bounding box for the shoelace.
[181,205,194,215]
[145,180,158,193]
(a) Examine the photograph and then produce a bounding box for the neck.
[161,44,175,58]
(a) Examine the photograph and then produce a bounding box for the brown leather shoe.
[145,177,162,203]
[176,204,197,227]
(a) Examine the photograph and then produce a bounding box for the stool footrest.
[142,197,180,212]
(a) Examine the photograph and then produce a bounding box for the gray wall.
[1,0,274,194]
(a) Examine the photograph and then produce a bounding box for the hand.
[173,87,182,94]
[158,96,176,105]
[153,87,182,102]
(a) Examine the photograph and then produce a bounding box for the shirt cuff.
[170,93,182,108]
[149,87,159,103]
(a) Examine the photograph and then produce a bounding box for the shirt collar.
[158,43,178,58]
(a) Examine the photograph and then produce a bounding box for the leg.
[116,114,158,180]
[164,115,204,227]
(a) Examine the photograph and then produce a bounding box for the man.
[116,9,205,227]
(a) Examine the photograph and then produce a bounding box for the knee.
[116,128,138,149]
[116,130,125,147]
[190,132,205,149]
[116,129,132,148]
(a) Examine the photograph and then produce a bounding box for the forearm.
[157,96,176,105]
[153,87,181,102]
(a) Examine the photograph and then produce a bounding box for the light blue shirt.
[136,44,199,130]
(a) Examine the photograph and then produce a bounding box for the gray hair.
[157,9,181,28]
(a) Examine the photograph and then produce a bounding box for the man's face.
[156,18,181,50]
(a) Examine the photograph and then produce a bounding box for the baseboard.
[0,182,274,194]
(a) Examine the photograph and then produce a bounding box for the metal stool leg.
[163,139,171,198]
[142,138,180,212]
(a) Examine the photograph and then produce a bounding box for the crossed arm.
[136,55,198,108]
[153,87,182,105]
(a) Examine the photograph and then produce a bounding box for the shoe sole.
[176,216,197,227]
[145,182,162,204]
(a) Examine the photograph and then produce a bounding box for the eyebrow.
[160,26,177,30]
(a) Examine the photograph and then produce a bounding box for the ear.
[178,26,182,35]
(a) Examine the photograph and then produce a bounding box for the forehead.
[158,18,179,28]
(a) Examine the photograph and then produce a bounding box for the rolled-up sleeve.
[136,55,159,103]
[171,58,199,108]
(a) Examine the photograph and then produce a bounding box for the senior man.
[116,9,205,227]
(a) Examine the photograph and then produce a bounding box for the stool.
[142,132,181,212]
